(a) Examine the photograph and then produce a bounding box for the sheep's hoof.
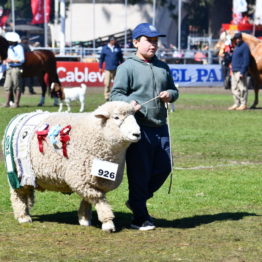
[18,216,32,224]
[79,218,92,227]
[102,221,116,232]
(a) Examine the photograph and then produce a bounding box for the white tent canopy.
[255,0,262,25]
[233,0,247,13]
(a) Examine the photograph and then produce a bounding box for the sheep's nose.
[133,133,141,139]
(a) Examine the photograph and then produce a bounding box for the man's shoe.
[130,220,156,231]
[228,105,239,110]
[236,105,247,111]
[11,103,19,108]
[125,200,155,222]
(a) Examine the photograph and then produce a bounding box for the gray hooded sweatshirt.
[110,54,179,127]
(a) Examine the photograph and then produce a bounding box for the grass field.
[0,86,261,262]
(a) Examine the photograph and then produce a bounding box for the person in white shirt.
[3,32,25,108]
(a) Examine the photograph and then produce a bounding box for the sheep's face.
[94,102,141,144]
[114,113,141,142]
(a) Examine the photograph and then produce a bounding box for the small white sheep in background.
[2,101,141,232]
[51,83,87,112]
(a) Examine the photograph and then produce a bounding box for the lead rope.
[140,95,174,194]
[140,95,160,106]
[166,103,174,194]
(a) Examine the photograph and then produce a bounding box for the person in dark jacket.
[99,36,124,100]
[228,32,250,110]
[110,23,179,231]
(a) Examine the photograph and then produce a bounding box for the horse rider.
[3,32,25,108]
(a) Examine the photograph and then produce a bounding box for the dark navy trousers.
[126,124,172,223]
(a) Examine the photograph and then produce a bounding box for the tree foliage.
[3,0,32,20]
[183,0,210,32]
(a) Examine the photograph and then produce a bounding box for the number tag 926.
[91,158,119,181]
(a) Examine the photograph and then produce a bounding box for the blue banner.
[169,64,223,87]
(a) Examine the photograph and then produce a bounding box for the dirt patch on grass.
[179,86,229,95]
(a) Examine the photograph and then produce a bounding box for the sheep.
[2,101,141,232]
[51,83,87,113]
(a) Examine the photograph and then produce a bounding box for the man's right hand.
[130,100,141,112]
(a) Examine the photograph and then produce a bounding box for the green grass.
[0,87,261,262]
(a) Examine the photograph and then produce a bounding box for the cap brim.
[133,32,166,39]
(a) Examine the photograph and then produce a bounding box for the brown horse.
[0,35,63,106]
[241,33,262,108]
[215,32,262,109]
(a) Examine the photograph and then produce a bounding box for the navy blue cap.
[132,23,166,39]
[232,32,242,39]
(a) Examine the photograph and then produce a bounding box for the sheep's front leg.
[10,188,32,223]
[78,199,92,226]
[58,102,63,112]
[92,197,115,232]
[66,101,71,112]
[79,98,85,112]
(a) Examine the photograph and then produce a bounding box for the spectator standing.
[99,36,124,101]
[20,36,36,95]
[228,32,250,111]
[110,23,179,230]
[221,38,234,90]
[3,32,25,108]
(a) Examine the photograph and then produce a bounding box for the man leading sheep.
[110,23,179,231]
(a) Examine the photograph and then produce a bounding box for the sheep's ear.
[94,108,110,120]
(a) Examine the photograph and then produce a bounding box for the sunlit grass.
[0,86,261,262]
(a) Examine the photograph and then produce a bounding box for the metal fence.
[33,46,219,64]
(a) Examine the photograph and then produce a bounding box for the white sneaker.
[130,220,156,231]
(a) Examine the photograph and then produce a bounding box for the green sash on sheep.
[3,114,26,189]
[3,111,51,189]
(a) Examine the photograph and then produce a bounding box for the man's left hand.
[159,91,171,103]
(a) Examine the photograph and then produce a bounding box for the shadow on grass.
[160,212,259,229]
[249,107,262,110]
[32,211,259,231]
